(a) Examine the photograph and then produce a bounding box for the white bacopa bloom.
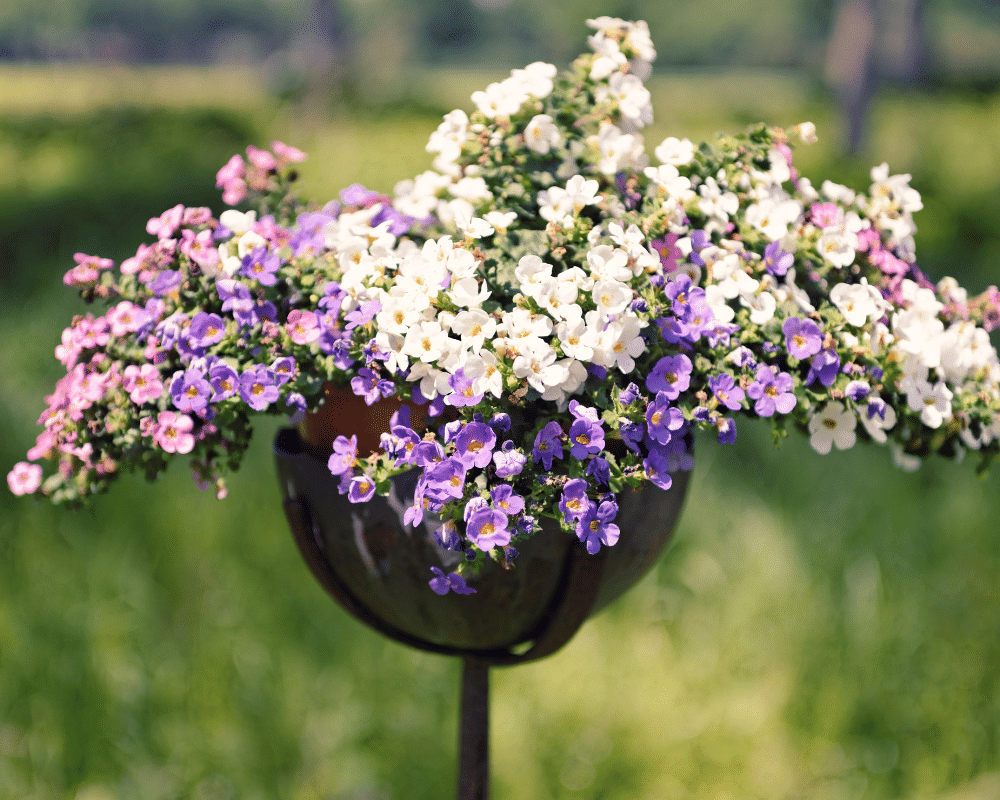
[471,80,527,119]
[587,245,632,283]
[859,403,897,444]
[703,284,735,323]
[512,339,566,394]
[600,314,646,373]
[817,227,857,267]
[426,109,469,173]
[743,288,777,325]
[523,114,562,155]
[510,62,557,100]
[401,319,451,364]
[830,280,884,327]
[450,308,496,353]
[821,179,856,205]
[745,197,802,241]
[482,210,517,233]
[905,379,954,429]
[514,254,553,295]
[592,278,632,318]
[697,176,739,228]
[448,276,491,308]
[556,317,599,361]
[593,122,646,175]
[809,401,858,454]
[597,72,653,128]
[654,136,694,166]
[795,121,818,143]
[219,209,256,235]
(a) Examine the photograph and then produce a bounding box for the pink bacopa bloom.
[7,462,42,495]
[271,140,307,164]
[146,204,185,240]
[122,364,164,404]
[152,410,195,454]
[286,309,321,344]
[63,253,113,286]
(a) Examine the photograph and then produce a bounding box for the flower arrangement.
[9,17,1000,595]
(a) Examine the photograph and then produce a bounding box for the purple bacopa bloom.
[490,484,525,516]
[559,478,590,523]
[433,522,462,552]
[270,356,296,386]
[429,566,477,595]
[240,246,280,286]
[586,456,611,487]
[446,368,485,407]
[642,443,673,490]
[345,298,381,331]
[238,364,279,411]
[569,416,604,459]
[188,312,226,347]
[348,473,377,503]
[618,382,641,405]
[619,420,644,453]
[218,279,254,315]
[489,412,511,433]
[412,440,446,468]
[170,367,212,413]
[492,440,527,478]
[327,434,358,476]
[709,373,746,411]
[575,499,621,555]
[466,507,511,551]
[665,274,696,315]
[424,458,467,502]
[285,391,307,424]
[351,367,394,405]
[717,416,737,444]
[208,363,239,401]
[646,391,685,444]
[782,316,823,360]
[149,269,183,296]
[746,365,797,417]
[763,240,794,276]
[532,420,564,469]
[806,349,841,388]
[646,353,693,399]
[454,421,497,469]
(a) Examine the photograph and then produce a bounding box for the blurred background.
[2,1,1000,798]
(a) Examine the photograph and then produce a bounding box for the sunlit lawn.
[2,62,1000,799]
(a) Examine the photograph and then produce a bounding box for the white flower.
[510,62,557,99]
[601,315,646,373]
[556,317,599,361]
[859,403,897,444]
[597,72,653,127]
[448,276,491,308]
[523,114,562,155]
[654,136,694,166]
[471,81,525,119]
[592,279,632,318]
[452,207,494,240]
[512,339,566,393]
[219,209,256,235]
[830,281,882,327]
[809,402,857,454]
[401,320,451,364]
[906,379,954,429]
[450,309,496,353]
[593,122,646,176]
[586,245,632,282]
[795,121,818,143]
[704,284,735,323]
[743,289,777,325]
[482,211,517,233]
[817,227,857,267]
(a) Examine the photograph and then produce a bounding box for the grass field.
[2,62,1000,799]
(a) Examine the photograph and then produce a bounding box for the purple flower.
[532,421,564,469]
[746,365,797,417]
[348,474,377,503]
[559,478,590,522]
[586,456,611,487]
[618,382,641,405]
[150,269,183,296]
[218,279,254,315]
[489,413,511,433]
[446,368,485,407]
[189,312,226,347]
[345,298,381,331]
[643,443,674,490]
[575,499,621,554]
[429,567,476,595]
[646,391,685,444]
[351,367,394,405]
[646,354,692,399]
[709,373,745,411]
[619,420,644,453]
[238,364,279,410]
[490,484,525,516]
[492,440,527,478]
[783,317,823,360]
[170,368,212,413]
[240,247,280,286]
[806,349,841,388]
[467,508,511,551]
[424,458,467,502]
[271,356,296,386]
[208,363,239,400]
[434,522,462,552]
[763,241,793,276]
[454,421,496,469]
[327,435,358,476]
[717,417,737,444]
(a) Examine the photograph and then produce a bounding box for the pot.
[274,389,691,665]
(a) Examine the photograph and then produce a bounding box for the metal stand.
[458,659,490,800]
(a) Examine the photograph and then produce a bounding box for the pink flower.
[147,204,184,240]
[180,228,221,269]
[63,253,112,286]
[152,411,195,454]
[286,309,321,344]
[107,301,146,337]
[246,145,278,172]
[216,155,245,186]
[8,462,43,495]
[271,140,307,164]
[123,364,165,405]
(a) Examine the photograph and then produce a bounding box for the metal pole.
[458,658,490,800]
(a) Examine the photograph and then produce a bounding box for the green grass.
[2,64,1000,799]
